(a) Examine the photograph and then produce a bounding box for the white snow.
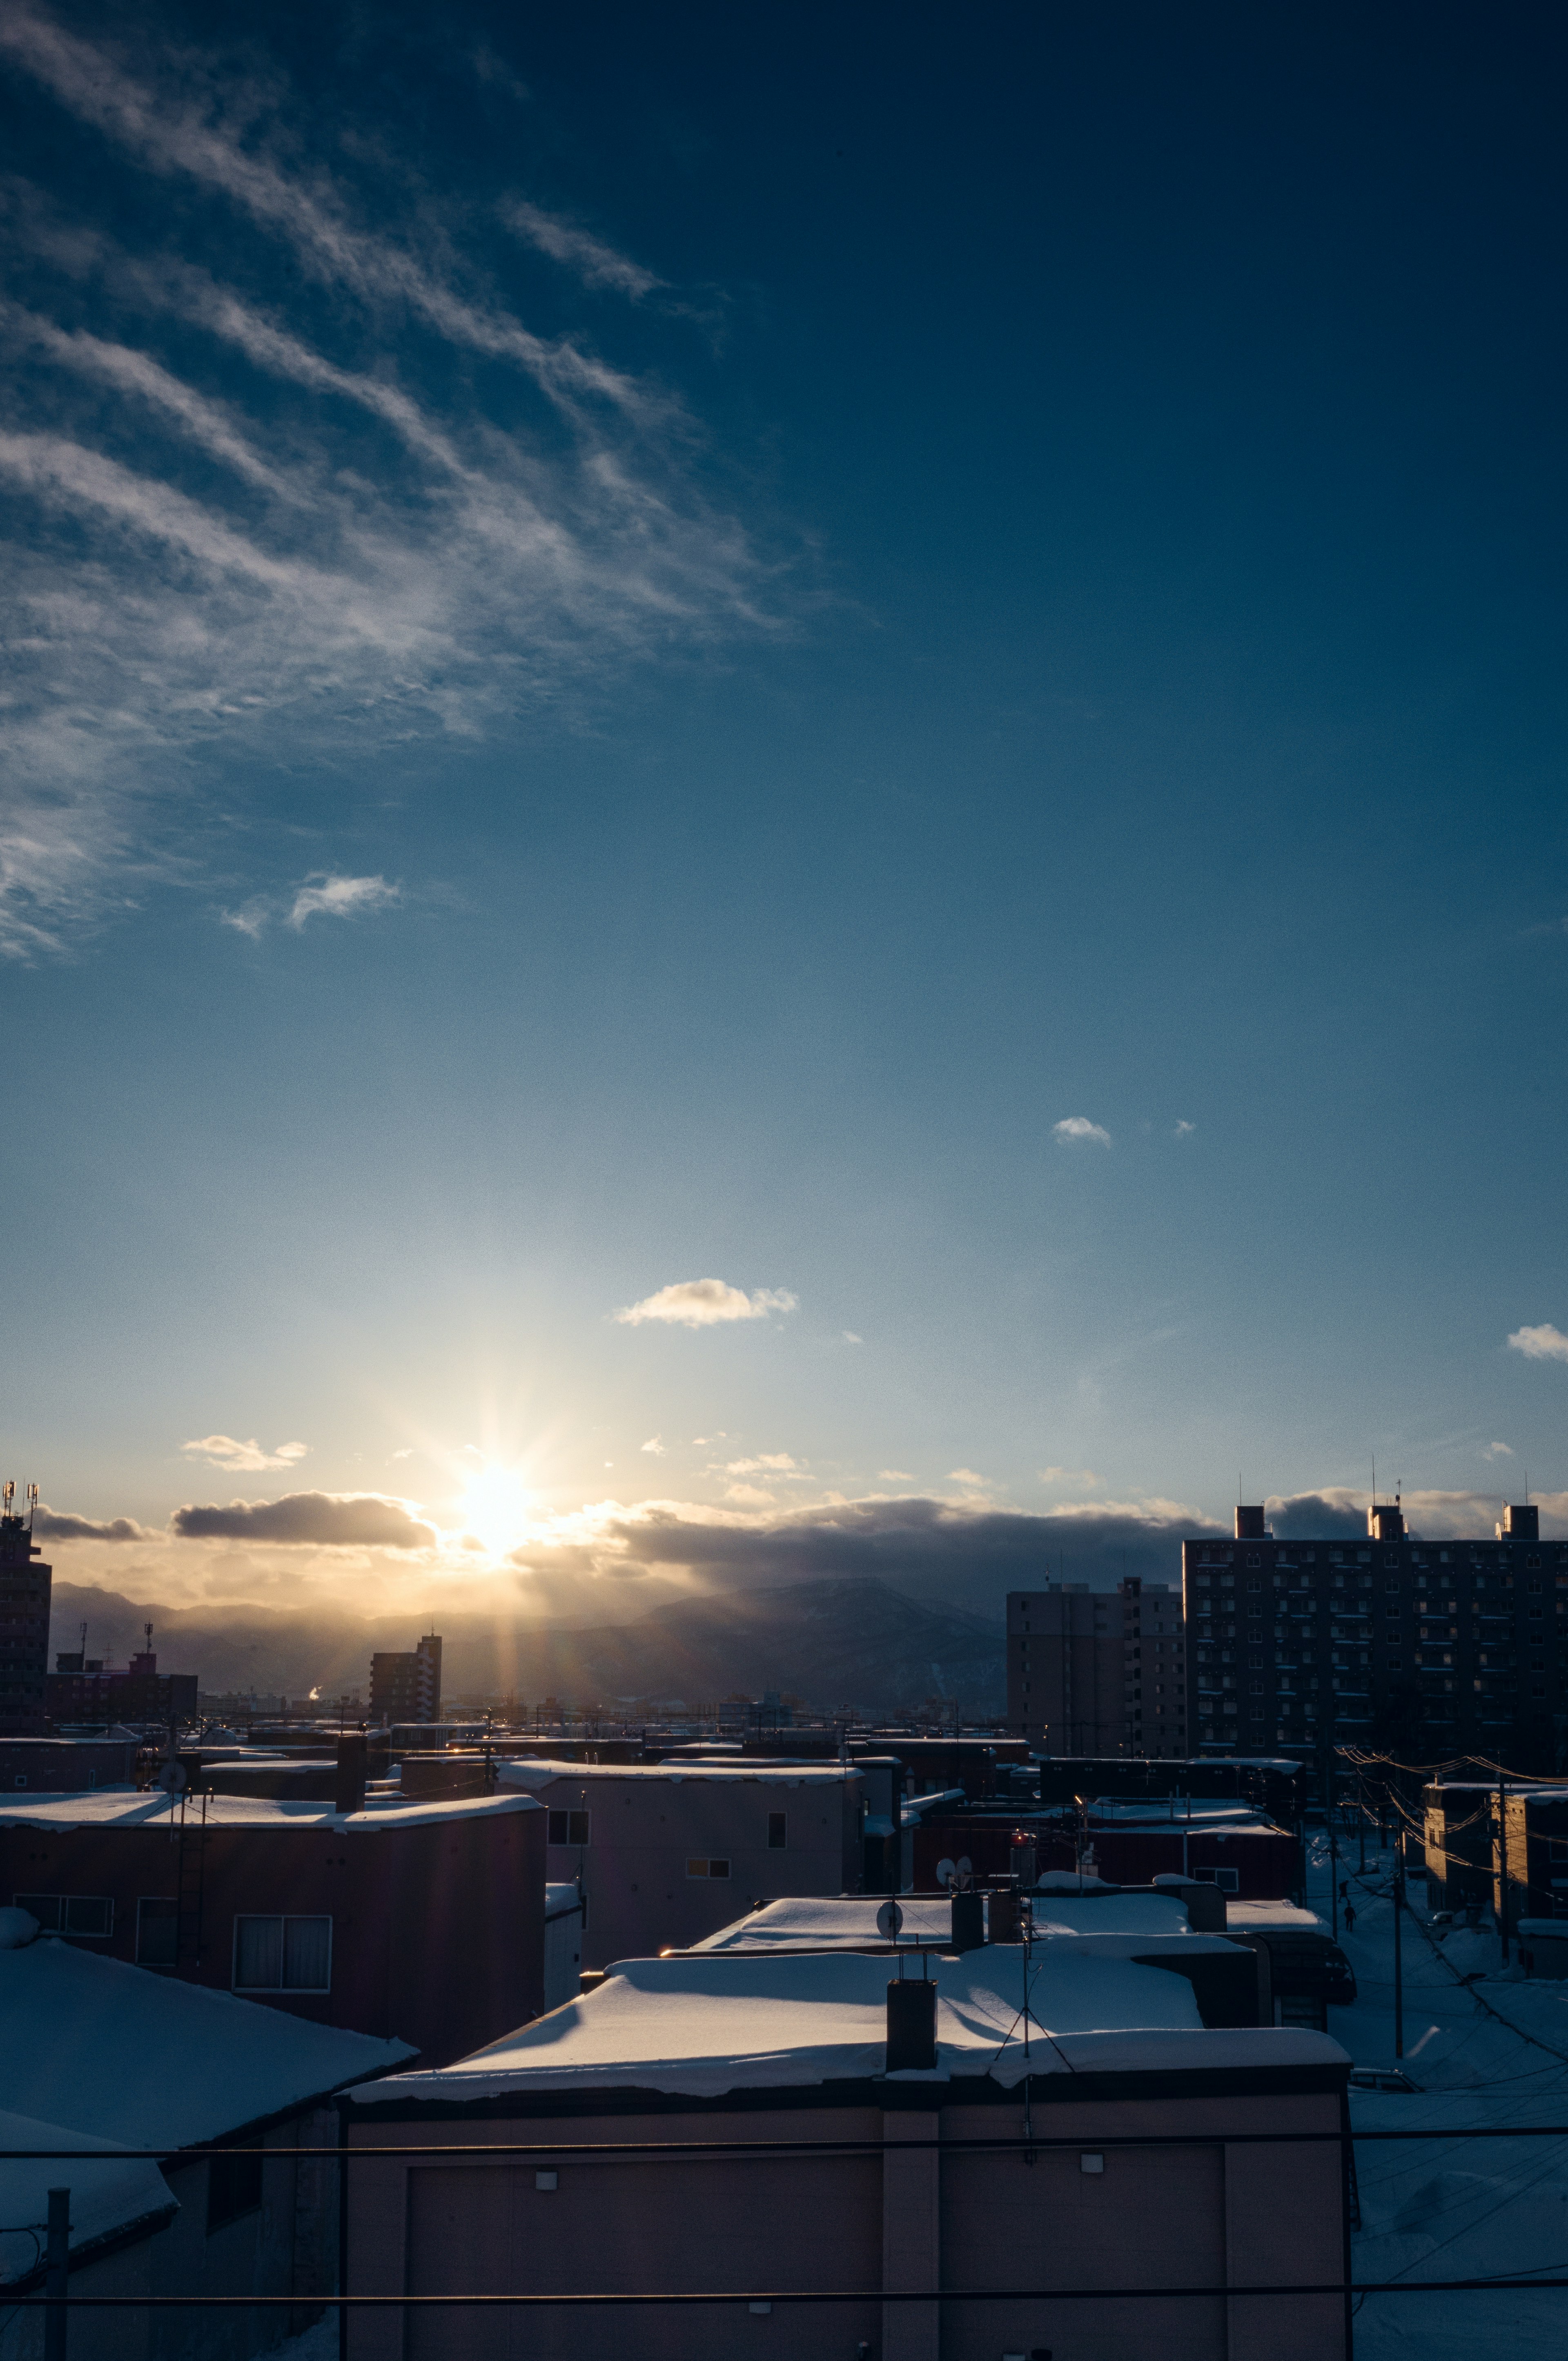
[496,1759,855,1790]
[354,1940,1342,2105]
[0,1936,414,2149]
[0,1787,541,1831]
[0,2109,176,2286]
[693,1893,1199,1946]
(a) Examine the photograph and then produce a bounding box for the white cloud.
[1053,1117,1112,1147]
[1509,1324,1568,1363]
[724,1482,775,1506]
[180,1434,309,1474]
[1040,1466,1100,1487]
[842,1331,863,1344]
[878,1469,913,1482]
[614,1280,798,1328]
[640,1436,666,1456]
[948,1468,986,1487]
[1482,1441,1515,1460]
[288,875,400,931]
[724,1454,806,1478]
[502,202,663,299]
[1174,1119,1196,1137]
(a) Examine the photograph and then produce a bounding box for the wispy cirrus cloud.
[615,1280,799,1328]
[0,8,783,956]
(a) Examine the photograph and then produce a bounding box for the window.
[12,1775,25,1789]
[233,1914,332,1992]
[1195,1867,1240,1893]
[547,1810,590,1846]
[1386,1580,1401,1594]
[685,1858,731,1879]
[207,2147,264,2233]
[13,1893,113,1937]
[136,1897,178,1966]
[767,1812,787,1850]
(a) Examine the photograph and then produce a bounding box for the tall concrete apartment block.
[1185,1500,1568,1766]
[369,1630,442,1726]
[1007,1577,1186,1756]
[0,1497,51,1734]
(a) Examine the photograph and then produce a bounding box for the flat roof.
[0,1788,542,1833]
[497,1760,858,1790]
[693,1893,1197,1949]
[354,1943,1345,2106]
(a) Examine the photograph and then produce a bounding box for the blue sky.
[3,2,1568,1622]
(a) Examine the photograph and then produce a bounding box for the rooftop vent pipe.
[335,1732,368,1816]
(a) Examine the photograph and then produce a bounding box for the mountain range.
[49,1577,1004,1718]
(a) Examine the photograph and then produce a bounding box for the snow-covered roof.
[0,1788,541,1833]
[0,2108,177,2287]
[1227,1900,1331,1933]
[546,1882,586,1920]
[0,1937,414,2149]
[691,1893,1197,1949]
[354,1944,1346,2106]
[497,1760,858,1791]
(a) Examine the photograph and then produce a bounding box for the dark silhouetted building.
[45,1629,198,1727]
[1008,1576,1186,1755]
[369,1631,441,1725]
[0,1491,50,1734]
[1186,1498,1563,1768]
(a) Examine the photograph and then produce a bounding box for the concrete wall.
[529,1770,864,1968]
[345,2082,1348,2361]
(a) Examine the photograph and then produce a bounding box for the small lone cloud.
[1174,1119,1196,1137]
[390,1448,414,1461]
[878,1469,913,1482]
[949,1467,986,1487]
[842,1331,864,1345]
[289,874,400,931]
[1053,1117,1112,1148]
[640,1436,667,1456]
[1508,1323,1568,1363]
[181,1435,309,1474]
[1482,1440,1515,1460]
[1040,1466,1100,1488]
[724,1454,805,1477]
[615,1280,798,1328]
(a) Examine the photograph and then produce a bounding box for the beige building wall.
[1009,1579,1187,1757]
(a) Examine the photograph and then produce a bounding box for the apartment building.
[1007,1576,1187,1755]
[1185,1500,1566,1766]
[369,1631,442,1725]
[0,1489,49,1733]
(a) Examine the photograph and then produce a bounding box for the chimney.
[950,1891,985,1953]
[1499,1504,1539,1542]
[1234,1505,1267,1540]
[335,1732,368,1815]
[885,1975,937,2072]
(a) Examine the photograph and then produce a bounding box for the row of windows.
[12,1894,333,1991]
[547,1808,790,1851]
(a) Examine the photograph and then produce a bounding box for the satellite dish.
[935,1858,957,1890]
[875,1900,904,1940]
[156,1761,187,1795]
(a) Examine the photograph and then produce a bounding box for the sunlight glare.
[456,1462,536,1556]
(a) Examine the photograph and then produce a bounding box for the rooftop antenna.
[2,1482,12,1518]
[25,1484,37,1531]
[1371,1453,1376,1510]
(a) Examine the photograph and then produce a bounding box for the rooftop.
[354,1943,1345,2107]
[693,1892,1196,1949]
[497,1759,859,1790]
[0,2108,176,2286]
[0,1930,414,2148]
[0,1788,542,1833]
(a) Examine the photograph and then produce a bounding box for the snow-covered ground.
[270,2314,338,2361]
[1307,1833,1568,2359]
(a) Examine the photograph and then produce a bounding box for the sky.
[3,1,1568,1628]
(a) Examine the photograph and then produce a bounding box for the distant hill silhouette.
[48,1576,1003,1718]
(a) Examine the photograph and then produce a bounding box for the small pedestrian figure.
[1343,1902,1356,1934]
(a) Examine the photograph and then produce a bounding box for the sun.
[455,1462,536,1556]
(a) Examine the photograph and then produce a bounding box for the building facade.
[0,1492,51,1733]
[1185,1501,1566,1766]
[45,1640,198,1727]
[1007,1576,1186,1755]
[370,1632,442,1725]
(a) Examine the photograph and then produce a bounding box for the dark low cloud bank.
[1266,1493,1368,1540]
[172,1492,435,1549]
[35,1507,149,1543]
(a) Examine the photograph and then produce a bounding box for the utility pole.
[1392,1834,1405,2059]
[1498,1770,1510,1968]
[1357,1769,1366,1874]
